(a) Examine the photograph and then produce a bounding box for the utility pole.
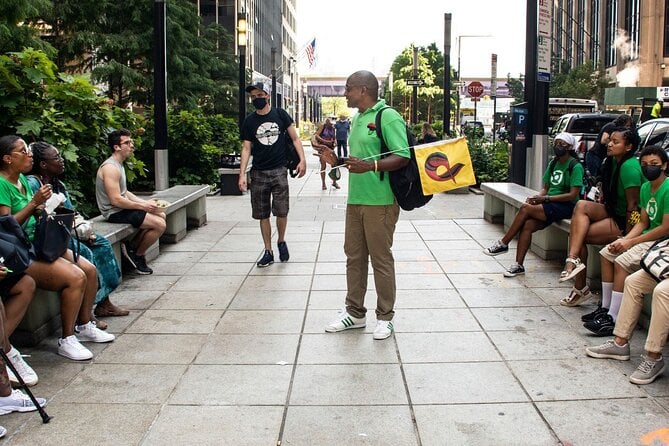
[443,13,451,136]
[271,47,277,107]
[412,45,418,125]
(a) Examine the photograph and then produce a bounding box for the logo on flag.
[414,137,476,194]
[306,38,316,67]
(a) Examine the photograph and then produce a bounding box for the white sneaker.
[373,320,394,340]
[58,335,93,361]
[75,321,115,343]
[6,346,38,386]
[324,311,366,333]
[0,389,46,415]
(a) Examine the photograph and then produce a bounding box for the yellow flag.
[413,137,476,194]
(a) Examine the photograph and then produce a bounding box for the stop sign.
[466,81,484,98]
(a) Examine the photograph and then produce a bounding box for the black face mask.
[252,97,267,110]
[553,145,568,158]
[642,165,664,181]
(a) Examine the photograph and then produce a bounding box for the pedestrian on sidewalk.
[239,81,306,268]
[320,70,410,340]
[334,114,350,158]
[313,119,339,190]
[483,132,583,277]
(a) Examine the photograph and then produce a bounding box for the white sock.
[608,291,623,320]
[601,282,613,308]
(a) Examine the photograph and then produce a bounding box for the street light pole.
[271,47,277,107]
[153,0,168,191]
[412,45,418,125]
[237,10,247,131]
[443,13,451,136]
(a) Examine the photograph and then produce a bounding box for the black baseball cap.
[245,81,270,94]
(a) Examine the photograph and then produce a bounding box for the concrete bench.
[151,184,210,243]
[11,185,209,346]
[481,181,654,327]
[481,182,570,260]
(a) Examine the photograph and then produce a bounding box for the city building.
[193,0,299,118]
[552,0,665,88]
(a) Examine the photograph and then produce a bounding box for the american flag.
[306,38,316,67]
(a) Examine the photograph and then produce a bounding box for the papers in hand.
[44,192,66,214]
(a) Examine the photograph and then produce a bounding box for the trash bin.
[219,168,242,195]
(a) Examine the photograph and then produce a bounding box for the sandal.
[559,257,586,282]
[91,316,108,330]
[94,302,130,317]
[560,285,593,307]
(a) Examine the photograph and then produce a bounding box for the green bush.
[468,135,509,186]
[0,49,145,217]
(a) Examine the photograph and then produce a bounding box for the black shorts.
[542,201,575,225]
[0,273,26,301]
[107,209,147,228]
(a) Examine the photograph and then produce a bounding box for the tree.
[506,73,524,104]
[0,0,54,57]
[42,0,238,112]
[549,61,609,103]
[385,43,446,123]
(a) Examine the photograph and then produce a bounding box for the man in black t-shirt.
[239,82,306,268]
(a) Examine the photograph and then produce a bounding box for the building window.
[555,0,564,64]
[590,0,600,63]
[625,0,640,60]
[604,0,617,67]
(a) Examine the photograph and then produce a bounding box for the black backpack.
[276,108,300,178]
[375,107,433,211]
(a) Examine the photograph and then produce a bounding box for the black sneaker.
[483,240,508,256]
[132,254,153,275]
[257,250,274,268]
[278,241,289,262]
[581,306,609,323]
[120,242,137,270]
[583,313,615,336]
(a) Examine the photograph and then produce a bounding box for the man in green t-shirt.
[651,98,663,119]
[321,70,410,340]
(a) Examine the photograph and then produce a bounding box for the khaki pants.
[344,204,400,321]
[615,269,669,354]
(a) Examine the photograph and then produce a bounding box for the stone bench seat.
[11,184,209,347]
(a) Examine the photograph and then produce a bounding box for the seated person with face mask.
[484,132,584,277]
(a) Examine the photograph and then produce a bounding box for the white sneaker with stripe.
[324,310,366,333]
[373,320,394,340]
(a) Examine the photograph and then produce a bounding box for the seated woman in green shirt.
[0,135,114,362]
[559,128,644,306]
[583,145,669,335]
[484,132,583,277]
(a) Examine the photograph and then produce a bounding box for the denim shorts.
[542,201,575,225]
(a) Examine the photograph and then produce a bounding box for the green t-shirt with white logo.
[639,178,669,233]
[541,157,584,202]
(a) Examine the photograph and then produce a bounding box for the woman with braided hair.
[27,141,124,328]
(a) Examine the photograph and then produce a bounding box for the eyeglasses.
[344,85,363,92]
[13,146,32,156]
[119,140,134,146]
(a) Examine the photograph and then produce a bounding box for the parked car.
[637,118,669,152]
[549,112,619,160]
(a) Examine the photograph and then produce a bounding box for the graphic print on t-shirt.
[647,197,658,221]
[550,170,564,186]
[255,121,281,146]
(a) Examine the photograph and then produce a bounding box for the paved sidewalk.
[2,154,668,445]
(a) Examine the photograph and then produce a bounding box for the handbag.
[33,207,75,262]
[0,215,33,275]
[640,237,669,282]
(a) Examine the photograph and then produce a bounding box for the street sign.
[406,79,424,86]
[466,81,484,98]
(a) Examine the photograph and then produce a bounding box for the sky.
[296,0,527,79]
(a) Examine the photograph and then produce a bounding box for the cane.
[0,349,51,423]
